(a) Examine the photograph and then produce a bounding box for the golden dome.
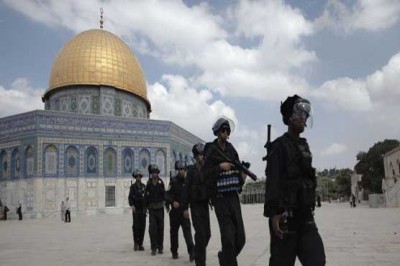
[45,29,150,109]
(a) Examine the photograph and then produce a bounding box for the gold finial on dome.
[100,8,104,29]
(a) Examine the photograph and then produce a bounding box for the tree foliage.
[317,168,353,200]
[355,139,400,193]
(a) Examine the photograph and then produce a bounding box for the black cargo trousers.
[213,192,245,266]
[190,201,211,266]
[169,207,194,255]
[268,216,325,266]
[132,208,146,246]
[149,208,164,252]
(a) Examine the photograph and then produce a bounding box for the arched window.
[65,146,79,176]
[104,147,117,176]
[86,146,98,175]
[122,148,134,176]
[44,145,58,176]
[139,149,151,175]
[156,149,166,176]
[25,146,34,177]
[0,150,8,179]
[11,148,21,179]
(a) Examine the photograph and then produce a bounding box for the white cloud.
[0,78,44,117]
[320,143,348,156]
[312,77,371,111]
[316,0,400,33]
[148,74,237,141]
[313,51,400,113]
[235,0,316,70]
[4,0,317,102]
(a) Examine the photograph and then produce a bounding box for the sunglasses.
[220,128,231,135]
[178,168,186,171]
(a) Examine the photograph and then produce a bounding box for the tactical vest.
[130,182,146,209]
[186,165,208,202]
[276,135,316,211]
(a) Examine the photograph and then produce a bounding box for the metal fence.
[240,183,265,204]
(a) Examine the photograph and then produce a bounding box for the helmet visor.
[291,100,313,128]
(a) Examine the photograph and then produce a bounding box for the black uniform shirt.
[128,181,146,209]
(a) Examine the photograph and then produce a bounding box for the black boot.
[134,243,138,251]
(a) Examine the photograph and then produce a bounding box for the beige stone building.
[383,146,400,207]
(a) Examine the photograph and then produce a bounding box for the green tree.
[356,139,399,193]
[334,168,353,198]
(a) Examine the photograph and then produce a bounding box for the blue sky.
[1,0,400,178]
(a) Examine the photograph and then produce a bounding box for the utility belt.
[214,191,238,199]
[148,201,164,210]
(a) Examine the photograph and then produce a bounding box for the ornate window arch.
[122,148,134,176]
[65,146,79,176]
[85,146,98,175]
[11,148,21,179]
[104,147,117,177]
[44,145,58,176]
[0,150,8,180]
[155,149,166,177]
[25,146,34,177]
[139,149,151,176]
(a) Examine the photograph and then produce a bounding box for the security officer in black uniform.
[202,117,246,266]
[165,160,195,261]
[128,169,146,251]
[144,164,165,256]
[182,143,211,266]
[264,95,326,266]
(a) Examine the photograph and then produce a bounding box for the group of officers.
[128,95,326,266]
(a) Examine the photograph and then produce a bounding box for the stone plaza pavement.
[0,202,399,266]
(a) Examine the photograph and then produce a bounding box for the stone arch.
[122,148,134,176]
[104,147,117,177]
[139,149,151,176]
[0,150,8,179]
[85,146,98,175]
[155,149,166,176]
[25,146,34,177]
[44,145,58,176]
[65,145,79,176]
[11,148,21,179]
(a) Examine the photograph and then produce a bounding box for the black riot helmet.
[174,160,186,170]
[280,95,313,128]
[212,116,235,136]
[132,169,143,178]
[148,164,160,174]
[192,143,205,158]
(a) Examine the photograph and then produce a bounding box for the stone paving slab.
[1,202,400,266]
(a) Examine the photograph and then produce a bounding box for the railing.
[240,186,265,204]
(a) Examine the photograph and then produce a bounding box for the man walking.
[182,143,211,266]
[202,117,247,266]
[166,160,195,261]
[128,169,147,251]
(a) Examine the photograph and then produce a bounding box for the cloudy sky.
[1,0,400,178]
